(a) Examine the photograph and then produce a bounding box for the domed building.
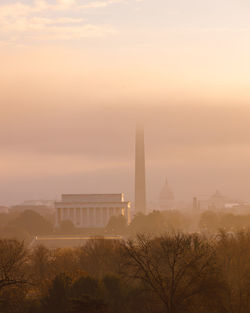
[209,190,228,209]
[158,178,175,210]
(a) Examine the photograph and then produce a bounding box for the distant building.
[21,200,55,207]
[55,193,131,228]
[11,205,54,216]
[209,190,227,208]
[10,199,55,216]
[196,190,239,211]
[158,178,175,210]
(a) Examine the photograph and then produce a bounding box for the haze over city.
[3,2,250,313]
[2,104,250,205]
[1,0,250,205]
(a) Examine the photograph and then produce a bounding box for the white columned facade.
[94,207,97,227]
[55,194,131,228]
[80,208,83,227]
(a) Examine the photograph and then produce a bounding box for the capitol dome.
[158,177,175,210]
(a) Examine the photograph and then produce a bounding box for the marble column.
[89,208,92,227]
[104,208,107,226]
[80,208,83,227]
[101,208,104,227]
[94,207,97,227]
[86,208,89,227]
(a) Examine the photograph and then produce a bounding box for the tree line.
[1,230,250,313]
[2,209,250,243]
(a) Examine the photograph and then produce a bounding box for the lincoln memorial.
[55,193,131,228]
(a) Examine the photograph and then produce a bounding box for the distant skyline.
[2,105,250,205]
[1,1,250,204]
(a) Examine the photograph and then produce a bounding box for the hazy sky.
[1,0,250,205]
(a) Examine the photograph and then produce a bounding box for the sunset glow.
[1,0,250,204]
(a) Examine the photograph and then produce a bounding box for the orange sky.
[1,103,250,205]
[1,1,250,204]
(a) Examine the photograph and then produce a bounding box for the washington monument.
[135,124,146,214]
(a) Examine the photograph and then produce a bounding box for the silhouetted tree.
[216,230,250,313]
[78,240,122,278]
[162,210,189,232]
[69,295,109,313]
[1,224,31,243]
[0,239,28,291]
[71,276,100,298]
[50,248,80,278]
[42,273,71,313]
[28,244,52,294]
[106,215,127,235]
[128,211,167,236]
[102,274,125,313]
[199,211,219,233]
[9,210,53,236]
[58,220,77,235]
[3,230,250,313]
[122,233,225,313]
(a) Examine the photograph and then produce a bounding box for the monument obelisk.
[135,124,146,214]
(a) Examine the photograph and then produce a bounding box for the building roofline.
[61,193,124,196]
[55,201,130,205]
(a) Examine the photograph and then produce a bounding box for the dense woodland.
[1,209,250,312]
[2,209,250,242]
[1,231,250,313]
